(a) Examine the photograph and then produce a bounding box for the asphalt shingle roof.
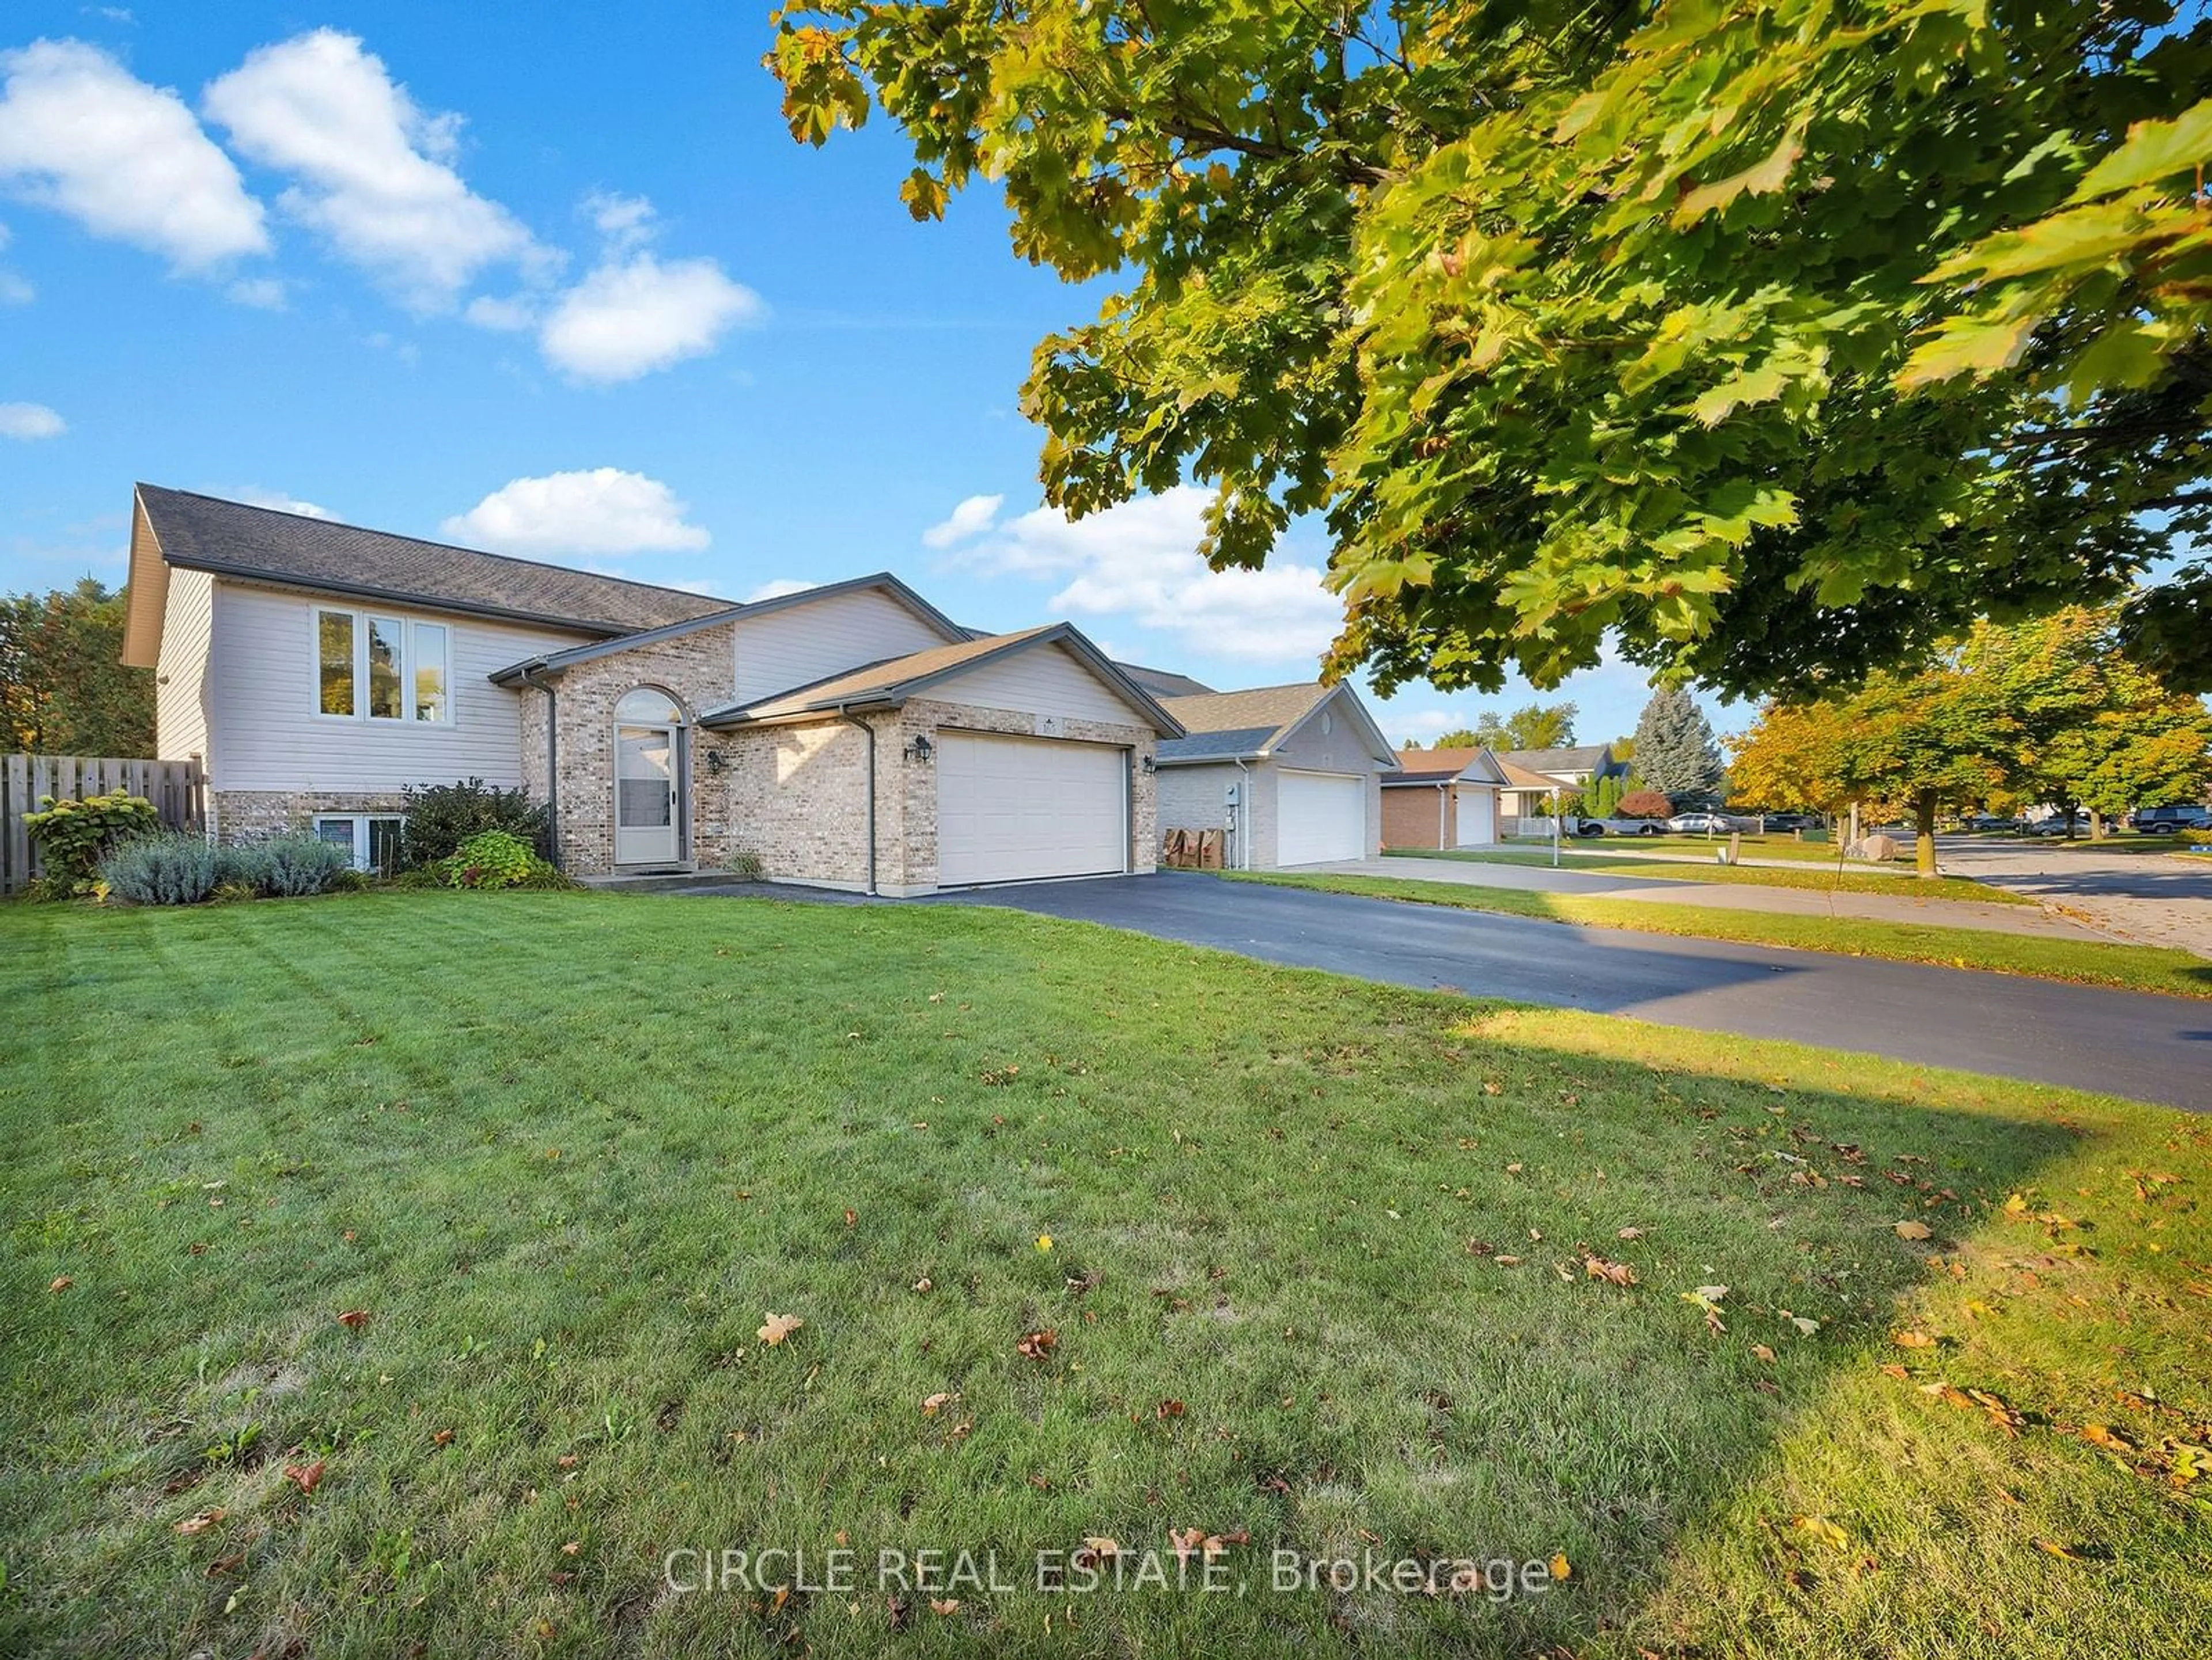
[1156,685,1335,762]
[1116,662,1216,699]
[1387,746,1506,785]
[137,484,734,636]
[1498,744,1611,775]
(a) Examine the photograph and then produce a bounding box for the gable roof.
[1156,682,1395,767]
[132,484,734,639]
[1497,757,1569,791]
[1386,746,1508,786]
[486,571,967,685]
[699,622,1183,734]
[1497,744,1612,777]
[1116,661,1216,699]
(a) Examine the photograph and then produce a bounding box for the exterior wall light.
[904,734,935,764]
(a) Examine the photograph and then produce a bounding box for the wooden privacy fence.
[1,755,205,895]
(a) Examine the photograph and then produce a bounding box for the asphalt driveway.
[928,873,2211,1111]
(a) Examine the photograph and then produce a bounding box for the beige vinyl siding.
[154,566,215,765]
[935,642,1152,727]
[732,589,955,705]
[209,580,594,793]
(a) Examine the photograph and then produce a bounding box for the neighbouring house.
[1381,747,1508,849]
[1152,682,1398,867]
[1494,744,1623,827]
[120,485,1181,893]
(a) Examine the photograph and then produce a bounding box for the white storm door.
[615,723,681,865]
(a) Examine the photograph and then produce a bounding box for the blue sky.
[0,1,1709,749]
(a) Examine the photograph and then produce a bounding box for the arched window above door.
[616,687,685,725]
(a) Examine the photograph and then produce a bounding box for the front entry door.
[615,722,681,865]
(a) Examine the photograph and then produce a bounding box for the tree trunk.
[2089,807,2105,840]
[1914,789,1938,878]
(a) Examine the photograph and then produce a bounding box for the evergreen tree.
[1631,690,1725,808]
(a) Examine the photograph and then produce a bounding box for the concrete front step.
[576,869,747,894]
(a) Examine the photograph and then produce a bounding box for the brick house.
[1380,747,1508,849]
[120,486,1180,893]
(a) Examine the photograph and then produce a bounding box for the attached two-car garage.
[935,730,1129,887]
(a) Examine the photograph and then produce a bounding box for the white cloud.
[203,29,544,310]
[582,188,655,251]
[463,293,534,331]
[537,252,762,382]
[0,401,65,439]
[232,486,332,518]
[935,485,1343,665]
[922,492,1002,550]
[0,40,268,271]
[442,468,710,556]
[225,275,286,309]
[0,271,29,305]
[745,578,816,603]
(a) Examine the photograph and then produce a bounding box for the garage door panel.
[1277,770,1366,866]
[937,732,1127,886]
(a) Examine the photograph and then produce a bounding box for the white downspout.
[1232,758,1253,869]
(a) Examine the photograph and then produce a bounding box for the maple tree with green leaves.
[769,0,2212,698]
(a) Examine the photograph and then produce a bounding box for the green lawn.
[3,893,2208,1659]
[1388,846,2027,904]
[1232,871,2212,1001]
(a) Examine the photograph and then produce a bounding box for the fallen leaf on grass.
[1549,1553,1572,1581]
[283,1459,324,1495]
[1493,1255,1524,1267]
[431,1428,454,1447]
[1073,1536,1120,1570]
[175,1509,225,1535]
[2082,1423,2134,1453]
[912,1277,933,1293]
[1584,1256,1638,1287]
[48,1275,72,1293]
[1157,1399,1186,1419]
[1791,1515,1849,1549]
[1616,1227,1645,1240]
[336,1309,370,1329]
[561,1540,582,1557]
[930,1598,961,1615]
[1789,1316,1821,1336]
[921,1392,956,1417]
[757,1313,803,1346]
[1016,1329,1058,1360]
[2035,1538,2084,1561]
[1893,1221,1934,1241]
[1751,1344,1777,1363]
[1893,1330,1939,1349]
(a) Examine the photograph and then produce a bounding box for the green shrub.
[2179,828,2212,847]
[100,831,221,905]
[437,829,554,890]
[24,791,160,896]
[237,832,353,897]
[399,778,548,868]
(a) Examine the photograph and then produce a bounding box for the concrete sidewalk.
[1305,856,2113,942]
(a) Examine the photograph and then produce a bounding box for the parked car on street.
[1665,812,1738,835]
[1960,813,2021,833]
[1562,815,1666,837]
[2020,816,2075,837]
[2131,804,2212,833]
[1756,812,1820,832]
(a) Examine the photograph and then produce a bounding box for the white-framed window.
[314,607,450,724]
[313,814,404,873]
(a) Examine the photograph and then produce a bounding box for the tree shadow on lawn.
[0,897,2191,1659]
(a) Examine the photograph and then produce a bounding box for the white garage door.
[1277,770,1368,866]
[1455,786,1496,846]
[935,732,1128,887]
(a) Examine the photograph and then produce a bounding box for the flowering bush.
[24,791,160,896]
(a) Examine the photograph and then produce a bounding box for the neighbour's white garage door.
[1277,770,1368,866]
[1455,786,1496,846]
[935,732,1128,887]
